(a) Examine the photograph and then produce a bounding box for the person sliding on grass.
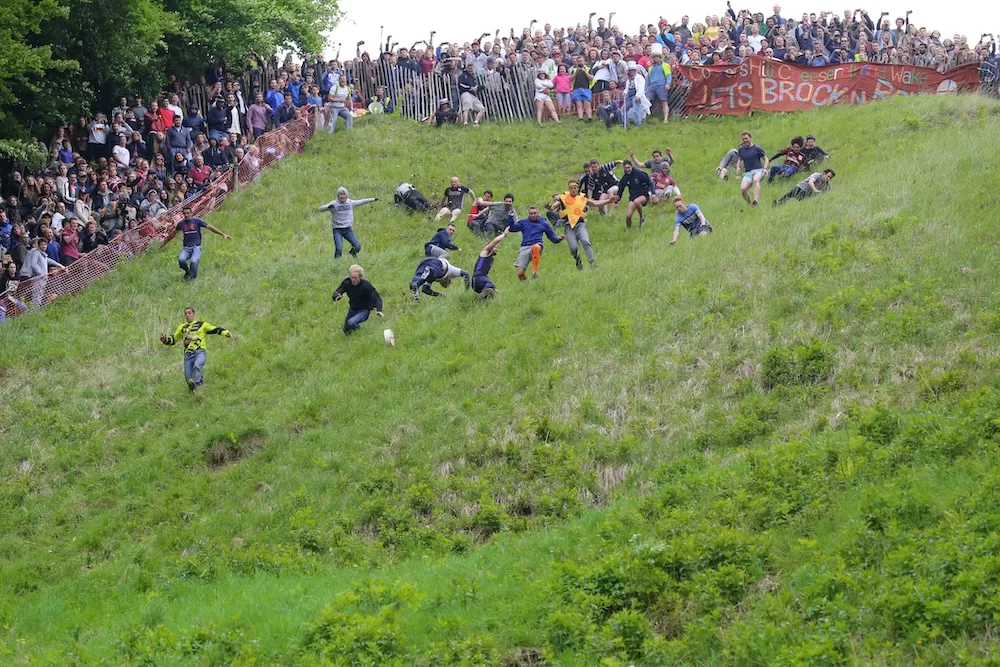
[332,264,384,335]
[617,160,656,229]
[159,205,232,280]
[768,136,807,183]
[472,229,509,299]
[581,158,621,215]
[424,223,461,258]
[507,205,564,280]
[160,306,233,392]
[670,196,713,245]
[550,180,598,270]
[736,131,768,207]
[773,169,835,206]
[435,176,475,223]
[318,187,377,259]
[409,256,471,300]
[716,147,739,180]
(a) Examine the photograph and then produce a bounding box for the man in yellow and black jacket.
[160,306,233,391]
[549,179,599,270]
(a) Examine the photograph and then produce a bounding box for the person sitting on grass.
[801,134,830,166]
[332,264,384,335]
[425,223,462,258]
[670,196,713,245]
[433,99,459,127]
[773,168,836,206]
[652,163,681,200]
[435,177,475,224]
[716,147,739,180]
[768,136,808,183]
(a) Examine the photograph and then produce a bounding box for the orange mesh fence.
[7,108,321,319]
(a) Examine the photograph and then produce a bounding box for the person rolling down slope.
[159,205,232,280]
[773,169,836,206]
[424,224,461,258]
[160,306,233,392]
[332,264,384,335]
[318,186,378,259]
[550,179,599,270]
[410,256,471,300]
[507,206,565,280]
[472,229,509,299]
[670,196,713,245]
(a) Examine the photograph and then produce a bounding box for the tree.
[0,0,77,135]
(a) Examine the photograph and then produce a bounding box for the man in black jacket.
[458,63,486,126]
[332,264,384,335]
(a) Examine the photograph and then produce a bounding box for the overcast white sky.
[323,0,996,58]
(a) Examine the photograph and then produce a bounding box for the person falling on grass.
[160,306,233,392]
[159,205,232,280]
[424,223,462,258]
[471,228,509,299]
[318,186,378,259]
[409,256,472,300]
[332,264,384,335]
[549,179,599,270]
[507,205,564,280]
[669,196,713,245]
[773,169,836,206]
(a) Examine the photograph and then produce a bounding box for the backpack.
[394,183,432,214]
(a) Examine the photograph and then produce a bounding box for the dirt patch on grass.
[207,431,265,469]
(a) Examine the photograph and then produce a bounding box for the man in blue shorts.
[571,55,595,120]
[669,196,712,245]
[472,229,509,298]
[645,51,672,123]
[736,131,769,207]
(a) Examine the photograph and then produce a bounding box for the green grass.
[3,94,1000,664]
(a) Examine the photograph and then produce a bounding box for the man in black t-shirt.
[434,176,476,224]
[332,264,384,335]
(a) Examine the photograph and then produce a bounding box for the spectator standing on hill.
[645,50,672,123]
[670,196,713,245]
[318,187,377,259]
[458,62,487,126]
[435,177,475,223]
[275,92,298,127]
[507,205,564,280]
[247,93,272,139]
[332,264,384,335]
[736,131,768,207]
[773,168,836,205]
[160,306,233,392]
[617,160,655,229]
[327,75,353,133]
[159,204,232,280]
[425,224,462,258]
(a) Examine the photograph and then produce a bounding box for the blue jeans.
[178,245,202,278]
[332,228,361,258]
[183,349,207,386]
[328,106,352,133]
[768,164,797,182]
[625,96,643,126]
[208,129,228,141]
[343,308,370,334]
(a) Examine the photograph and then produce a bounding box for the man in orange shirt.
[549,179,599,270]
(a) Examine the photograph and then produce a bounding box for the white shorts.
[461,92,485,112]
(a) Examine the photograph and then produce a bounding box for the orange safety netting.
[6,109,322,319]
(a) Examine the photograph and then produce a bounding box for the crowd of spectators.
[308,7,999,121]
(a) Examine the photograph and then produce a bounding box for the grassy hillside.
[3,95,1000,664]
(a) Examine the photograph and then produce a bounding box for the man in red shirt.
[188,155,212,189]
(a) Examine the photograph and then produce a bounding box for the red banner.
[677,56,981,115]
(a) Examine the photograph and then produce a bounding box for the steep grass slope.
[2,95,1000,664]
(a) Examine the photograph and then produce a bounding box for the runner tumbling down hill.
[409,256,472,300]
[332,264,384,335]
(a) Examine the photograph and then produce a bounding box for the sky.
[322,0,997,59]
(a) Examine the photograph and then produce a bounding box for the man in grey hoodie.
[318,186,378,259]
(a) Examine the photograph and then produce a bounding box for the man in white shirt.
[111,134,130,170]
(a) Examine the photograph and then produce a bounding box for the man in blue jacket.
[507,206,564,280]
[424,224,461,258]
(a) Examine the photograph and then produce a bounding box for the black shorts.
[592,80,611,94]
